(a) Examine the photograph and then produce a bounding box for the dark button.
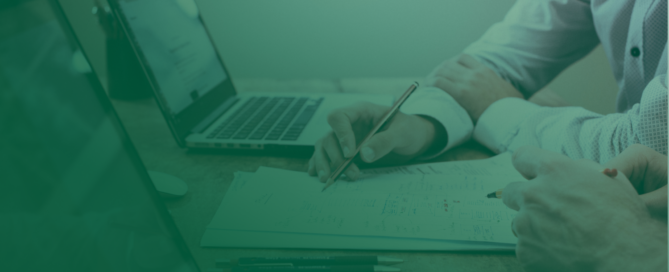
[630,47,641,57]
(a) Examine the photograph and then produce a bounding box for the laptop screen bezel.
[49,1,202,270]
[108,0,238,147]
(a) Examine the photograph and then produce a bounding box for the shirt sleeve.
[474,75,668,164]
[400,86,473,159]
[463,0,600,98]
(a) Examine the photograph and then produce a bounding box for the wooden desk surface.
[111,78,522,272]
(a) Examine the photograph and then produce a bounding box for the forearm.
[463,0,599,97]
[474,76,668,163]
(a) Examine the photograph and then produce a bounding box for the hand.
[503,146,667,272]
[308,102,439,182]
[604,144,668,220]
[426,54,523,122]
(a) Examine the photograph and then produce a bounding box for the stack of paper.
[201,153,524,251]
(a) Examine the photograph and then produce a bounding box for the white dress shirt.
[401,0,667,164]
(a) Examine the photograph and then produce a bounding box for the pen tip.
[322,179,334,192]
[486,192,497,198]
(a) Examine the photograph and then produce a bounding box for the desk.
[112,78,523,272]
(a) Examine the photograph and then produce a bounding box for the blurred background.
[59,0,619,114]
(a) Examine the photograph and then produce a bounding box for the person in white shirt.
[308,0,667,182]
[309,1,667,269]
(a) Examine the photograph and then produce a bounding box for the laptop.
[0,1,200,271]
[107,0,395,151]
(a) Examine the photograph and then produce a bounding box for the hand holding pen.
[309,82,446,186]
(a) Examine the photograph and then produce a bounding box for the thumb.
[640,185,668,220]
[603,145,649,191]
[358,129,401,163]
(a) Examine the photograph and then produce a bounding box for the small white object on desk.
[148,171,188,198]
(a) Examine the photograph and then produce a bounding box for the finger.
[640,184,668,219]
[312,144,331,183]
[345,163,361,181]
[307,157,316,176]
[456,54,484,69]
[358,128,401,163]
[511,145,565,180]
[322,136,360,180]
[502,181,527,211]
[604,144,668,193]
[327,105,368,158]
[603,145,649,187]
[511,212,530,237]
[425,76,458,95]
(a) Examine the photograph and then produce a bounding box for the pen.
[322,82,419,192]
[213,265,400,272]
[486,189,503,199]
[485,168,620,199]
[217,256,403,267]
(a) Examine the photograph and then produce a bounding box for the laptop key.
[261,97,308,140]
[264,134,281,140]
[230,97,281,139]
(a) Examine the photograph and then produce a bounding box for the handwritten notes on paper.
[207,153,524,244]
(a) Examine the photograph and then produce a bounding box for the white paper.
[201,228,515,251]
[204,154,524,247]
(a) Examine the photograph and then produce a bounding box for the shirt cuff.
[474,97,541,154]
[400,86,473,159]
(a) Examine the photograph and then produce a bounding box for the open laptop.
[107,0,394,152]
[0,1,200,271]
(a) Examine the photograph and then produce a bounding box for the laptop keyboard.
[205,96,323,141]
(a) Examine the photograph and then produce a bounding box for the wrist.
[414,115,447,159]
[605,218,667,272]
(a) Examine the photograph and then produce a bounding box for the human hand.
[426,54,523,123]
[308,102,439,182]
[503,146,667,272]
[604,144,668,220]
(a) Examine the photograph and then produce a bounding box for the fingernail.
[602,168,618,178]
[318,171,326,182]
[346,169,359,181]
[342,146,350,157]
[361,146,375,162]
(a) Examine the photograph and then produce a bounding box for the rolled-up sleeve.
[400,86,473,159]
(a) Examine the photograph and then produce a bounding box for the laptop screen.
[0,1,200,271]
[111,0,238,146]
[116,0,227,115]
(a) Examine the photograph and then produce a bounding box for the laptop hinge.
[191,96,239,134]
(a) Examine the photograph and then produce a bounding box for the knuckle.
[519,184,543,203]
[425,77,439,87]
[329,160,340,170]
[326,111,344,125]
[537,157,561,174]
